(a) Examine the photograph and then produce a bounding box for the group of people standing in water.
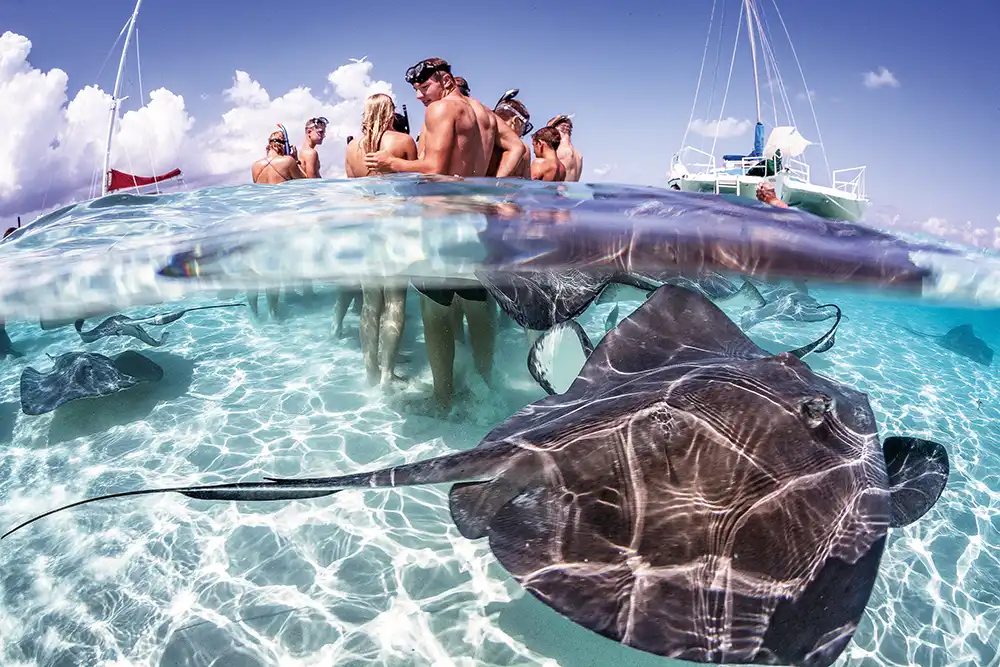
[251,57,585,413]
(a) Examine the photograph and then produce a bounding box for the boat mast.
[101,0,144,197]
[744,0,762,123]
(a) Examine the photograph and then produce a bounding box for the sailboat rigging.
[668,0,869,223]
[101,0,182,197]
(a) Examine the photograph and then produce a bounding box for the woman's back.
[346,130,417,177]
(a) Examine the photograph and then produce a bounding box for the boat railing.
[784,157,811,184]
[673,146,718,173]
[832,166,867,200]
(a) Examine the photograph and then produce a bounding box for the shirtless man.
[364,57,526,412]
[251,130,305,184]
[545,114,583,182]
[298,116,327,178]
[345,93,418,387]
[529,127,567,182]
[490,95,532,179]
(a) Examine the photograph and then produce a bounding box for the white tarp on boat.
[764,126,811,158]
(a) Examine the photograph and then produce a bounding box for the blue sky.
[2,0,998,237]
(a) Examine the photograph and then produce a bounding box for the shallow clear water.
[0,176,998,666]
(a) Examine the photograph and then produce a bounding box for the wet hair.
[267,131,287,156]
[546,114,573,135]
[454,76,470,96]
[532,126,561,150]
[392,112,409,133]
[360,93,396,155]
[3,227,15,239]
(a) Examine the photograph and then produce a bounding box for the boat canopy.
[107,168,182,193]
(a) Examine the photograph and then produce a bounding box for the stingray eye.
[800,395,832,428]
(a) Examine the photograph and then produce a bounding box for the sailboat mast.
[744,0,762,122]
[101,0,144,197]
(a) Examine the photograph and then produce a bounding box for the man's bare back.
[252,155,304,184]
[556,142,583,181]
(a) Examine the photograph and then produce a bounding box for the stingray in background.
[1,324,23,359]
[902,323,994,366]
[475,268,660,331]
[75,303,245,347]
[739,292,841,331]
[19,350,163,415]
[2,285,948,667]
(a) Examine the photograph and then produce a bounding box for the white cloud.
[592,164,613,176]
[0,30,394,220]
[688,117,753,139]
[863,66,899,89]
[796,89,817,102]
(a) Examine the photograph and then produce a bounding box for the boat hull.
[775,174,868,223]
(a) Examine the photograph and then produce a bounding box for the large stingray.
[75,303,244,346]
[1,323,23,359]
[2,285,947,667]
[903,323,994,366]
[19,350,163,415]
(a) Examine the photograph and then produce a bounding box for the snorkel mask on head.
[494,89,533,137]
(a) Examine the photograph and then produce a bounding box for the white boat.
[98,0,182,198]
[667,0,869,223]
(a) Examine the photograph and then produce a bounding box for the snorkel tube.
[276,123,291,156]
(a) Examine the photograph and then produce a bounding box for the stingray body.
[475,268,658,330]
[75,303,244,346]
[19,350,163,415]
[1,324,23,359]
[740,292,838,331]
[3,286,948,667]
[903,324,994,366]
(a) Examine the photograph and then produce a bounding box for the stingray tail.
[1,480,343,540]
[787,304,842,360]
[527,319,595,395]
[4,449,514,540]
[137,303,247,326]
[901,325,935,338]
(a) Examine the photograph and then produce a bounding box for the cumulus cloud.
[863,66,899,89]
[0,30,394,221]
[688,117,752,139]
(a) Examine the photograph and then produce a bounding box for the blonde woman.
[344,94,418,387]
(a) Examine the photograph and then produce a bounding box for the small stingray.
[903,323,994,366]
[1,324,23,359]
[75,303,244,346]
[19,350,163,415]
[740,292,840,331]
[2,285,947,667]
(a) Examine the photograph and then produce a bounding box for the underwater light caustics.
[1,284,950,667]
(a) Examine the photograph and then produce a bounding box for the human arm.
[300,147,321,178]
[287,157,307,180]
[494,120,527,178]
[365,103,453,174]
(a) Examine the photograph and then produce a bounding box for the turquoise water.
[0,176,998,666]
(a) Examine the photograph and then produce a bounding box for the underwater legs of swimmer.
[360,283,407,387]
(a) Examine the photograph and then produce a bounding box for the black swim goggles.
[306,116,328,129]
[405,60,451,85]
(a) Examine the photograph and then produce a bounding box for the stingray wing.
[476,269,611,330]
[569,284,768,396]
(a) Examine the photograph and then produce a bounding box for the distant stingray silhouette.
[3,285,948,667]
[903,323,994,366]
